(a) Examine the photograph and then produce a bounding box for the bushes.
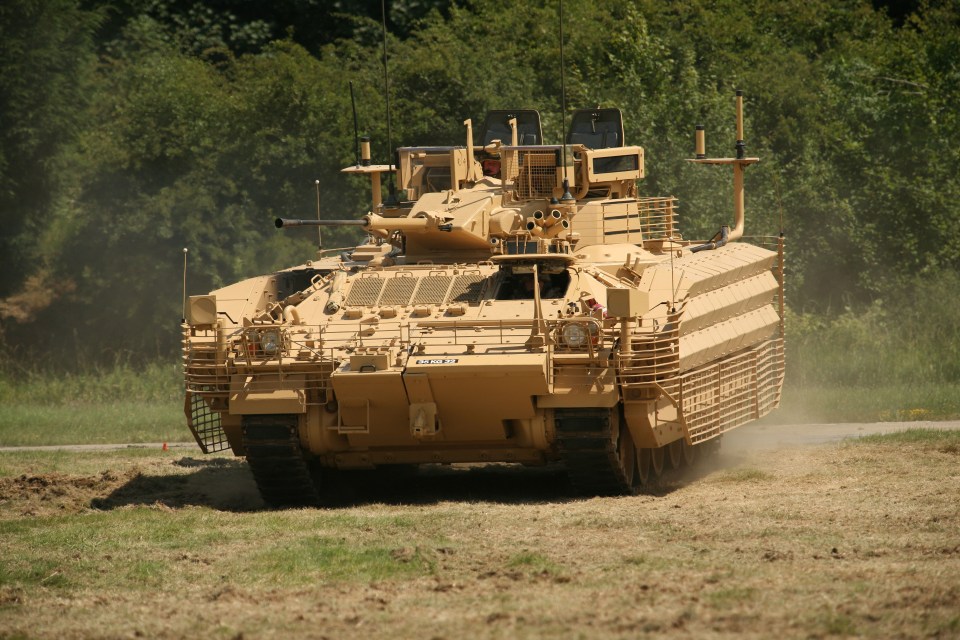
[0,358,182,406]
[789,269,960,387]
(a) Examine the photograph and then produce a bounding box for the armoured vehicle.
[182,92,785,506]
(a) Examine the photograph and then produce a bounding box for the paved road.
[0,441,196,453]
[1,421,958,453]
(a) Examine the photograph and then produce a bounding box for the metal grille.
[379,276,418,306]
[413,276,453,305]
[501,150,520,181]
[716,351,759,432]
[515,153,558,200]
[345,277,384,306]
[677,367,719,438]
[637,197,679,240]
[181,324,230,395]
[447,274,485,304]
[679,337,785,444]
[756,337,785,416]
[185,391,230,454]
[617,307,684,402]
[604,197,680,242]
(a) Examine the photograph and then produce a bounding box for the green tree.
[0,0,100,302]
[3,0,960,366]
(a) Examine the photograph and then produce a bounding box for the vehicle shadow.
[321,463,577,507]
[90,451,738,512]
[91,457,265,512]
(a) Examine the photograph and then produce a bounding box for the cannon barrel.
[365,216,433,231]
[275,217,368,228]
[276,216,434,231]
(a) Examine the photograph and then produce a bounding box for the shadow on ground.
[90,450,737,512]
[91,457,264,512]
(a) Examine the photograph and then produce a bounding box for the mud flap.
[623,394,685,449]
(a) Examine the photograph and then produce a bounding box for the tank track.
[554,408,632,496]
[242,415,321,508]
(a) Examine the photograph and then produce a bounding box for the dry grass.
[0,431,958,639]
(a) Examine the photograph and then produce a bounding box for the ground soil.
[0,423,958,639]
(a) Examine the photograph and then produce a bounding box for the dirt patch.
[0,457,262,517]
[91,457,263,512]
[0,471,133,516]
[0,431,958,639]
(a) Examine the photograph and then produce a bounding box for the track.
[553,407,740,496]
[553,408,631,496]
[241,414,321,508]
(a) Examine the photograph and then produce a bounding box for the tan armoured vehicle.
[183,92,785,506]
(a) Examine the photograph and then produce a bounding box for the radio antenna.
[381,0,398,206]
[181,247,189,323]
[350,81,360,167]
[315,179,322,251]
[558,0,574,203]
[773,168,785,236]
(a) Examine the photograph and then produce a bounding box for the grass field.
[0,429,957,639]
[1,359,958,447]
[767,382,960,424]
[0,361,189,446]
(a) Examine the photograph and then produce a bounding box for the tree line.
[1,0,958,365]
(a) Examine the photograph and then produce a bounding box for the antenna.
[181,248,189,323]
[669,240,676,313]
[315,179,322,251]
[558,0,574,203]
[772,168,785,237]
[350,81,360,167]
[381,0,398,207]
[687,89,758,247]
[735,89,746,159]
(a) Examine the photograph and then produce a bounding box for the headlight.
[558,320,600,349]
[260,329,281,355]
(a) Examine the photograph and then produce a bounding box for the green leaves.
[1,0,959,366]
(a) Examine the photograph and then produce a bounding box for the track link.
[242,415,321,508]
[554,408,632,496]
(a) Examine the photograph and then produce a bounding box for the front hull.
[183,239,785,472]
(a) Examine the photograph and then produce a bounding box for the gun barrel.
[275,218,368,229]
[364,216,432,231]
[276,215,435,232]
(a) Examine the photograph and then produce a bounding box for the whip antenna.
[558,0,574,203]
[181,248,189,323]
[773,168,785,237]
[381,0,398,206]
[350,81,360,167]
[669,241,676,313]
[315,179,322,251]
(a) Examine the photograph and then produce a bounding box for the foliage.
[0,0,958,373]
[0,0,101,299]
[789,269,960,387]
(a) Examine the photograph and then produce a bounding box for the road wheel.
[617,422,639,494]
[650,445,665,477]
[667,440,683,469]
[635,447,651,486]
